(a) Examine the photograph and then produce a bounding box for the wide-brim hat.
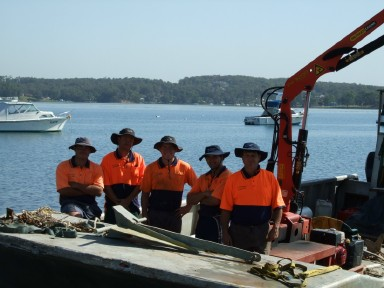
[154,135,183,152]
[111,128,142,146]
[69,137,96,153]
[199,145,230,161]
[234,142,268,162]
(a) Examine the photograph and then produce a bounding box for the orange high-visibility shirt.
[101,150,145,186]
[56,157,104,190]
[141,157,197,211]
[188,166,232,201]
[56,157,104,205]
[220,168,285,225]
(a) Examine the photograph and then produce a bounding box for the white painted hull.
[0,97,71,132]
[0,117,69,132]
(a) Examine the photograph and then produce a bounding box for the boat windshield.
[7,104,39,114]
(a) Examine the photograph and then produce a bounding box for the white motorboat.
[0,97,71,132]
[244,99,304,125]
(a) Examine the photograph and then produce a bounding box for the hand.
[120,197,132,209]
[68,181,80,188]
[177,205,192,218]
[221,231,232,246]
[141,212,149,225]
[267,225,279,241]
[204,189,212,197]
[68,181,86,194]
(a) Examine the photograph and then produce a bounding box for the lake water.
[0,103,377,214]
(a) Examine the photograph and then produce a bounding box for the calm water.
[0,103,377,214]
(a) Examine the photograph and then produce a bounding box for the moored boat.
[244,108,304,125]
[0,97,71,132]
[244,97,304,125]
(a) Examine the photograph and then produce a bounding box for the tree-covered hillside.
[0,75,381,108]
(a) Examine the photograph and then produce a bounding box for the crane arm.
[276,9,384,212]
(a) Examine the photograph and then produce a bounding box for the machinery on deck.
[263,9,384,243]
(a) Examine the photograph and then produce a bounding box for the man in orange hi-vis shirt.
[220,142,285,255]
[101,128,146,224]
[56,137,104,220]
[187,145,232,243]
[141,135,197,233]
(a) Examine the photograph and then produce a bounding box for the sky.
[1,1,384,86]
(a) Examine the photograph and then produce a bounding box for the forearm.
[267,208,283,241]
[271,208,283,226]
[187,191,209,205]
[57,187,84,197]
[220,209,232,245]
[128,186,141,200]
[141,192,150,217]
[70,182,103,197]
[104,186,120,203]
[220,209,231,233]
[122,186,141,208]
[200,196,220,206]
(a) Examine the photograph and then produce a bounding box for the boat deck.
[0,230,382,288]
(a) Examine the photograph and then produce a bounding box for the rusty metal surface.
[270,240,336,263]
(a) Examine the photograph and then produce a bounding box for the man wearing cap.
[187,145,232,243]
[101,128,146,224]
[56,137,104,219]
[220,142,285,254]
[141,135,197,233]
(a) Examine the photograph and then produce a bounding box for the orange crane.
[264,9,384,241]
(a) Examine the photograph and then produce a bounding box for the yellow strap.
[278,258,308,273]
[249,266,281,280]
[249,261,304,287]
[249,261,340,288]
[299,265,340,279]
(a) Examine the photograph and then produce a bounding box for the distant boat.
[244,99,304,125]
[0,97,71,132]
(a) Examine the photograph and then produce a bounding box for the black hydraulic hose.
[260,86,283,113]
[336,34,384,71]
[266,119,279,172]
[262,87,283,172]
[292,129,308,190]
